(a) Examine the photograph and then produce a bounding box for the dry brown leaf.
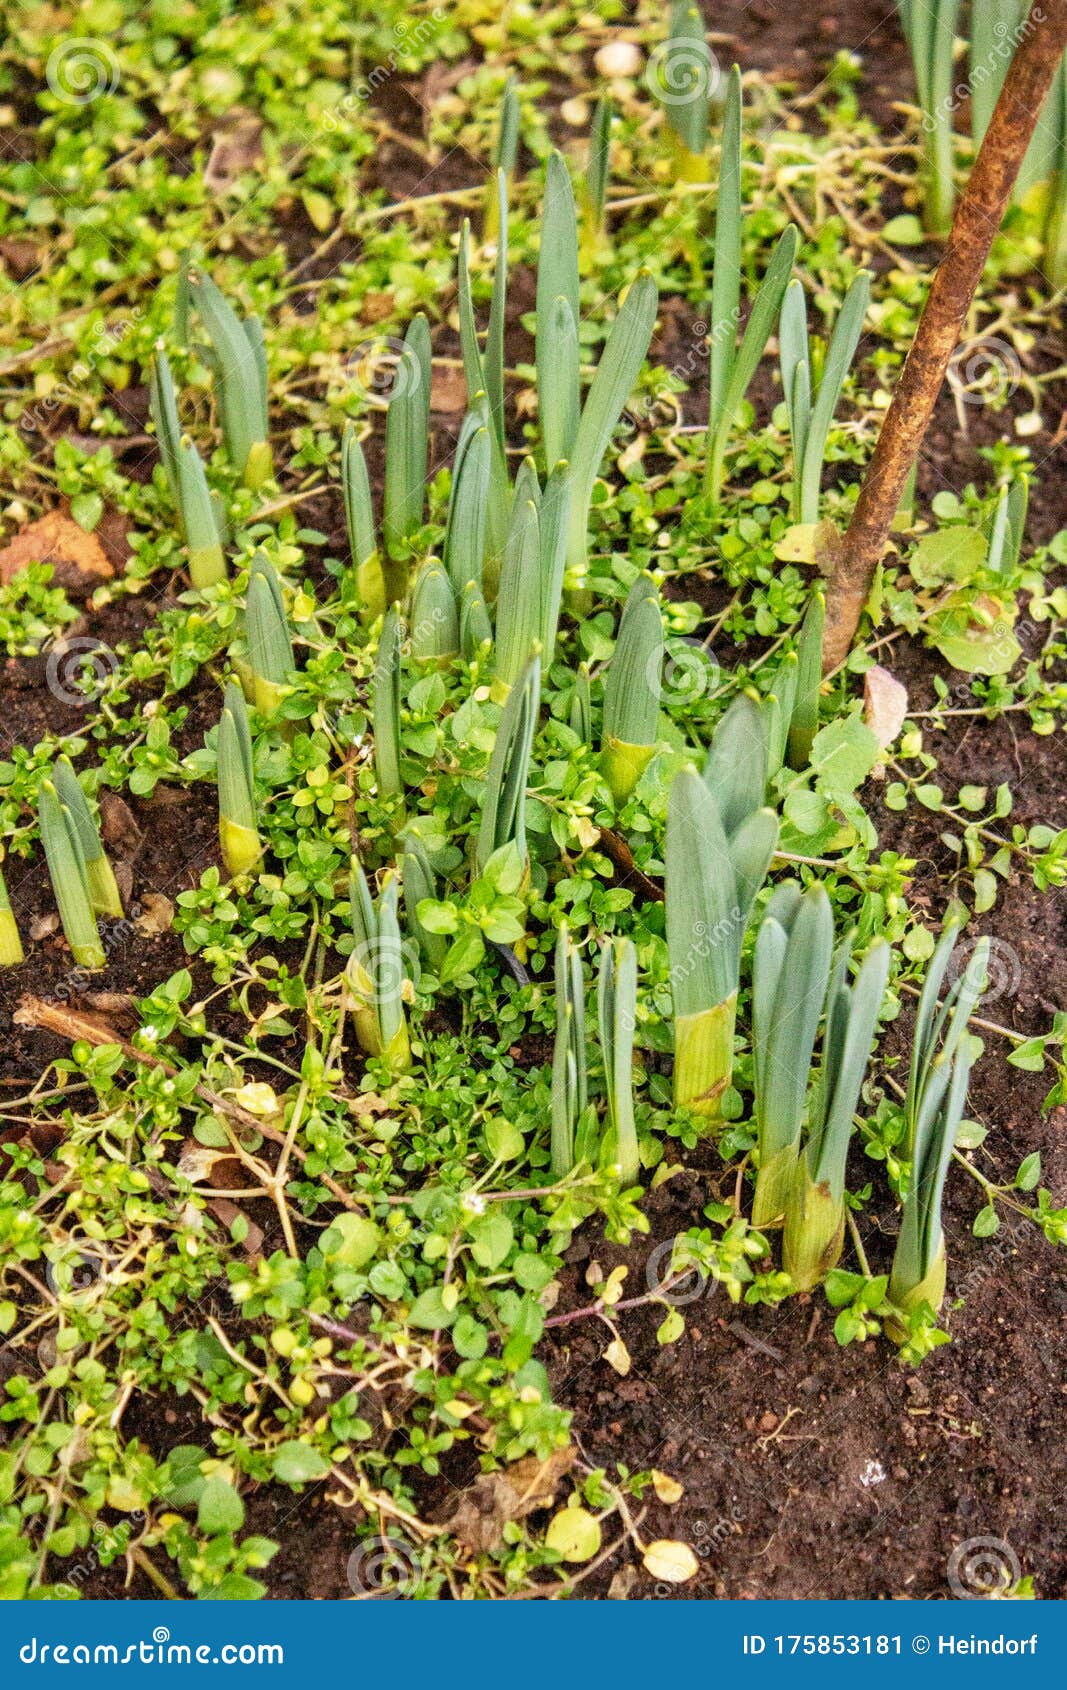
[81,992,136,1021]
[863,664,909,758]
[361,292,396,325]
[0,510,113,592]
[114,861,134,910]
[205,1196,264,1256]
[98,790,141,856]
[204,110,264,193]
[0,238,43,279]
[430,362,468,415]
[135,893,175,936]
[432,1446,575,1553]
[607,1563,638,1600]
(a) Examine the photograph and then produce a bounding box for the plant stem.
[822,0,1067,671]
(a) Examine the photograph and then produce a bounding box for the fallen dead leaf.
[98,790,141,855]
[430,361,468,415]
[0,510,113,593]
[607,1563,638,1600]
[204,1196,263,1256]
[114,861,134,910]
[81,992,136,1021]
[863,664,909,768]
[29,912,60,942]
[361,292,396,325]
[651,1469,684,1504]
[604,1337,631,1376]
[135,893,174,936]
[432,1445,575,1553]
[0,238,43,279]
[204,110,264,193]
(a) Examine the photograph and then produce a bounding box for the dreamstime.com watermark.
[45,636,120,706]
[20,310,145,437]
[322,13,447,130]
[947,1535,1023,1599]
[921,8,1044,133]
[17,1628,284,1666]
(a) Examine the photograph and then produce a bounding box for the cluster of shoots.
[748,907,986,1320]
[347,860,411,1074]
[0,856,22,967]
[751,883,890,1288]
[665,695,778,1118]
[779,273,871,528]
[901,0,1067,275]
[887,928,988,1336]
[244,551,295,717]
[476,656,540,881]
[705,67,798,502]
[766,590,827,773]
[551,922,590,1179]
[36,761,124,971]
[551,925,640,1185]
[150,266,273,587]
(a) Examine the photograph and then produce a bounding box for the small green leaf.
[1016,1152,1041,1192]
[271,1442,331,1485]
[468,1210,514,1269]
[197,1475,245,1536]
[440,926,485,983]
[656,1306,685,1345]
[973,1202,1000,1238]
[452,1314,488,1359]
[70,492,104,533]
[407,1288,458,1329]
[545,1504,601,1563]
[485,1116,524,1160]
[883,213,926,244]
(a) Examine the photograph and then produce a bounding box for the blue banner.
[0,1600,1059,1687]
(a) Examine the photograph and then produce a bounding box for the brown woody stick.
[822,0,1067,672]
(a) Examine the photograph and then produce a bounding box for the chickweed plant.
[6,5,1067,1603]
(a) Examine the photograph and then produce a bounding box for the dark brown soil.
[3,3,1066,1604]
